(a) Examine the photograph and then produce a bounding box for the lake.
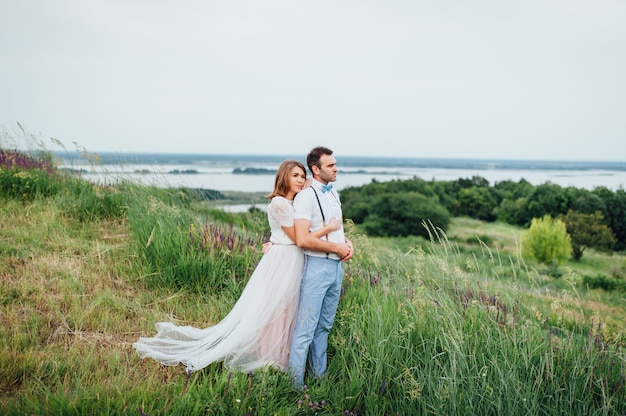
[55,151,626,192]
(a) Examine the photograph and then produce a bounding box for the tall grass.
[123,184,267,296]
[1,145,625,415]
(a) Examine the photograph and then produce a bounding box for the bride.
[133,160,341,373]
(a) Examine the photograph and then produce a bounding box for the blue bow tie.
[321,183,333,193]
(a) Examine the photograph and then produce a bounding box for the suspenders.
[311,187,326,225]
[311,187,331,258]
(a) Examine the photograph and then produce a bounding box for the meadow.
[1,147,625,415]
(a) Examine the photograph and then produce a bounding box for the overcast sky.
[1,0,625,161]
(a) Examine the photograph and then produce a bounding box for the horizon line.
[46,150,626,165]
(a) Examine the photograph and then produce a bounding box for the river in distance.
[56,152,626,212]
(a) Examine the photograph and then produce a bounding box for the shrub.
[522,215,572,266]
[582,274,626,292]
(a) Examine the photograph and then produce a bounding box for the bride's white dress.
[133,196,304,372]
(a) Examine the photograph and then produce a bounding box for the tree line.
[340,176,626,258]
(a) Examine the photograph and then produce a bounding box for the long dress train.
[133,196,304,372]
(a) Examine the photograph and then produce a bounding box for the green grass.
[1,153,625,415]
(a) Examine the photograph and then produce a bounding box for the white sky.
[1,0,625,161]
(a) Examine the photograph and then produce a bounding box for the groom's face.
[316,154,337,184]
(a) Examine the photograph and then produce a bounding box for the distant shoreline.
[51,151,626,172]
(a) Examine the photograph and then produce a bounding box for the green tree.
[559,210,616,260]
[494,197,526,225]
[522,215,572,266]
[453,186,498,221]
[593,187,626,251]
[493,178,534,200]
[521,183,569,226]
[492,179,534,226]
[565,187,607,215]
[456,175,490,189]
[361,192,451,238]
[431,176,491,213]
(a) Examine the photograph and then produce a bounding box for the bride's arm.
[281,217,341,242]
[310,217,342,238]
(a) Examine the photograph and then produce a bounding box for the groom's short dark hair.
[307,146,333,173]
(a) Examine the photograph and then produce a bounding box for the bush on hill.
[522,215,572,266]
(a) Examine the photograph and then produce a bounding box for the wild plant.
[125,185,265,295]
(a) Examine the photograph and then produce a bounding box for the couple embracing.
[133,146,354,388]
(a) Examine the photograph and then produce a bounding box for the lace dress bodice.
[268,196,295,245]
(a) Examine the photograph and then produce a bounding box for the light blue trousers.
[288,255,343,387]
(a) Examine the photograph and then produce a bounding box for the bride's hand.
[262,242,273,254]
[326,217,342,232]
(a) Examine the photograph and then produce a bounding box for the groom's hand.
[334,242,351,260]
[339,240,354,262]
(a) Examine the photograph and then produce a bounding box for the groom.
[288,146,354,388]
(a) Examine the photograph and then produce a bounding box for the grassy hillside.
[1,154,625,415]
